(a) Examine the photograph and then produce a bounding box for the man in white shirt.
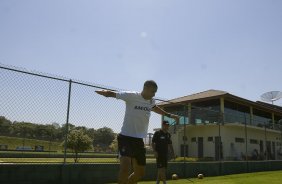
[96,80,179,184]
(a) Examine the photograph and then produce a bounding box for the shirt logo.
[134,106,151,112]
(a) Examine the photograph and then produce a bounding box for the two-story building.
[157,90,282,161]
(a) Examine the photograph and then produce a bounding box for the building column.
[220,97,224,124]
[250,106,253,125]
[220,97,224,113]
[188,103,192,124]
[272,113,275,129]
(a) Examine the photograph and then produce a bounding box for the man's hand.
[152,106,181,124]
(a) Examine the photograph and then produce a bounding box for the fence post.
[183,105,187,178]
[244,113,249,172]
[264,122,267,161]
[218,112,222,175]
[63,79,72,164]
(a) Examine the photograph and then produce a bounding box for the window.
[208,137,213,142]
[191,100,220,124]
[253,108,272,128]
[235,138,245,143]
[191,137,196,142]
[274,115,282,124]
[250,139,258,144]
[224,100,250,124]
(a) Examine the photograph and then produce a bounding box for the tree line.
[0,116,116,150]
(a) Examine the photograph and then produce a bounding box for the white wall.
[170,123,282,160]
[170,124,220,158]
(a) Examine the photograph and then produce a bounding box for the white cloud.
[140,32,148,38]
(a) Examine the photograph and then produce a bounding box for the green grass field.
[0,150,118,156]
[138,170,282,184]
[0,157,119,163]
[0,135,62,151]
[0,135,157,164]
[0,157,156,163]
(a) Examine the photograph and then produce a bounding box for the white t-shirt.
[116,91,156,138]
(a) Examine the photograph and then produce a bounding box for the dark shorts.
[156,154,168,168]
[117,134,146,166]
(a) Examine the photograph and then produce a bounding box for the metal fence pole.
[63,79,72,164]
[218,112,222,175]
[183,105,187,178]
[280,124,282,160]
[264,122,267,161]
[244,113,249,172]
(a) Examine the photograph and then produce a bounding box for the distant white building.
[157,90,282,161]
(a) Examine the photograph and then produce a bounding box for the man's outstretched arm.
[95,90,117,98]
[152,106,179,123]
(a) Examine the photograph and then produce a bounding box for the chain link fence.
[0,64,161,164]
[1,63,282,166]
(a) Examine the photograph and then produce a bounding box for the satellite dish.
[260,91,282,104]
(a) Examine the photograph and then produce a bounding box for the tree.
[86,128,96,140]
[93,127,115,149]
[64,129,92,162]
[10,122,35,138]
[109,136,118,152]
[34,124,50,140]
[0,116,12,135]
[61,123,75,135]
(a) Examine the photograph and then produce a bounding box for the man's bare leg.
[156,168,166,184]
[156,168,161,184]
[118,156,131,184]
[127,158,145,184]
[160,168,166,184]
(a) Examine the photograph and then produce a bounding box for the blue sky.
[1,0,282,132]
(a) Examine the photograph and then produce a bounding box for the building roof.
[256,101,282,111]
[157,89,228,105]
[157,89,282,114]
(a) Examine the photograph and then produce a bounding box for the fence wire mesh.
[1,63,282,166]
